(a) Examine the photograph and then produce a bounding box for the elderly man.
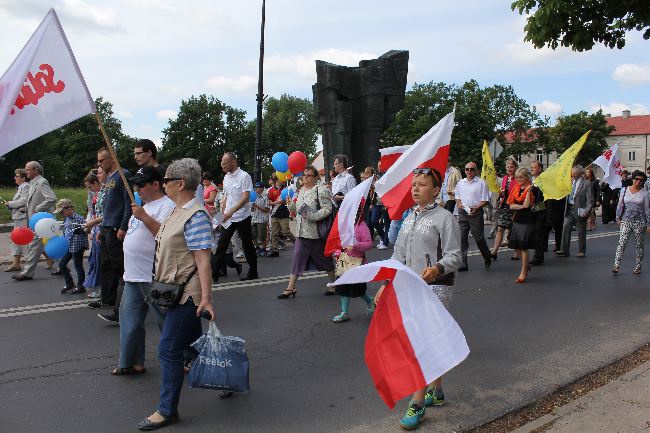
[331,154,356,209]
[214,152,258,281]
[12,161,57,281]
[557,165,595,257]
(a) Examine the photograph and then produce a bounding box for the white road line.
[0,231,619,319]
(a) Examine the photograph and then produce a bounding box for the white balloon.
[34,218,59,239]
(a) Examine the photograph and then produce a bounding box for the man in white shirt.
[331,154,357,209]
[106,166,174,371]
[214,152,258,281]
[455,161,492,271]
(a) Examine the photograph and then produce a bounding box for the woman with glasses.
[491,159,518,260]
[507,168,536,283]
[277,165,336,299]
[612,170,650,274]
[5,169,30,272]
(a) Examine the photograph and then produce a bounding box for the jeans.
[119,281,165,369]
[60,249,86,287]
[388,220,401,245]
[157,298,203,418]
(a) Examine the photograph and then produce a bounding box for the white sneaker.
[376,242,388,250]
[235,252,244,259]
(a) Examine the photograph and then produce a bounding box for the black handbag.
[313,186,334,241]
[148,267,197,308]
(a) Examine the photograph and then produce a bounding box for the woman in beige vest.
[138,158,215,431]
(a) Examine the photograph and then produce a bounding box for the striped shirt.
[182,198,213,250]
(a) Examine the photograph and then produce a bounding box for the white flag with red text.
[324,177,374,256]
[330,259,469,408]
[592,142,623,189]
[374,112,454,220]
[0,8,95,157]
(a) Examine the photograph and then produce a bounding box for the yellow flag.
[534,130,591,200]
[481,140,500,193]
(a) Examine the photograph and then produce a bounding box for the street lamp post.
[254,0,266,183]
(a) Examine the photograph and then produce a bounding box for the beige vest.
[154,201,205,305]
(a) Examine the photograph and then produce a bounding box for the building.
[605,110,650,173]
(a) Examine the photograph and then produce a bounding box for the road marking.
[0,231,619,319]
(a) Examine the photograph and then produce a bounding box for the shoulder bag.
[147,239,198,308]
[313,186,334,241]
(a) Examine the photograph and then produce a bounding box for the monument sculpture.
[313,50,409,178]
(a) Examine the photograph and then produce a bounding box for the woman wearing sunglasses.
[612,170,650,274]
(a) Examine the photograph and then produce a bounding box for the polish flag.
[592,142,623,188]
[330,259,469,409]
[0,9,95,157]
[324,177,374,256]
[374,112,454,220]
[379,145,410,172]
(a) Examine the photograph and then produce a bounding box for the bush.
[0,187,89,224]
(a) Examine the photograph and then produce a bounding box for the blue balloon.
[134,191,143,205]
[280,188,289,200]
[271,152,289,172]
[289,189,295,198]
[249,190,257,202]
[44,235,69,260]
[29,212,55,230]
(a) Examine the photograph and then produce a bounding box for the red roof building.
[605,111,649,172]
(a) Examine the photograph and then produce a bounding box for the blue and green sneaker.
[399,402,425,430]
[424,387,445,407]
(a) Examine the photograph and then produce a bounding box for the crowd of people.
[4,143,650,430]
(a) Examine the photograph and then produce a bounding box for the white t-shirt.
[455,177,490,211]
[223,167,253,222]
[123,195,175,282]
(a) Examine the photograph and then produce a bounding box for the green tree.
[158,95,254,178]
[549,110,614,167]
[511,0,650,51]
[382,80,546,171]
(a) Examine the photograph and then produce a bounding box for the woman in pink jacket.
[332,211,374,323]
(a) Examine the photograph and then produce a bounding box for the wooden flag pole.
[94,112,135,203]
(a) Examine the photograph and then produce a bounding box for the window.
[536,149,544,163]
[629,151,636,161]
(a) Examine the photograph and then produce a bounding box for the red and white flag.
[324,177,374,256]
[0,8,95,157]
[379,145,410,172]
[374,112,454,220]
[330,259,469,409]
[592,142,623,189]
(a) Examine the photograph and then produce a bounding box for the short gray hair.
[573,165,584,174]
[165,158,201,191]
[26,161,42,174]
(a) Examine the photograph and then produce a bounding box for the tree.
[381,80,546,171]
[549,110,614,167]
[0,97,136,186]
[511,0,650,51]
[158,95,254,178]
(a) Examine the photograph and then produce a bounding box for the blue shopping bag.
[188,321,250,392]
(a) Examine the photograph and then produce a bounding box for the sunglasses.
[633,177,645,182]
[134,181,149,188]
[163,177,182,184]
[465,167,477,171]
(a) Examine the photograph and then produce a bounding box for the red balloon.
[11,227,34,246]
[287,151,307,174]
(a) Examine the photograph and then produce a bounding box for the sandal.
[111,367,146,376]
[332,312,350,323]
[612,266,620,274]
[634,267,641,274]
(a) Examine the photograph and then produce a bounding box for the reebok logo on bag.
[198,356,233,368]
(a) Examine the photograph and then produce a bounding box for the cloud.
[500,38,568,64]
[612,63,650,86]
[0,0,121,32]
[118,111,133,118]
[534,100,563,117]
[588,102,649,116]
[156,109,177,120]
[205,75,256,92]
[265,48,377,80]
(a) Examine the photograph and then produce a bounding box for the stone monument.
[313,50,409,178]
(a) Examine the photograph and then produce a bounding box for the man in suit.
[556,165,595,258]
[13,161,57,281]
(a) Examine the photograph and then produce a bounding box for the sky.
[1,0,649,147]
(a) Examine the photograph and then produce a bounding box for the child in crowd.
[251,181,270,256]
[380,167,462,430]
[332,205,374,323]
[56,199,89,294]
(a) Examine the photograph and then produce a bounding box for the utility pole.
[254,0,266,183]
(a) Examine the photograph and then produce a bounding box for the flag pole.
[94,112,135,203]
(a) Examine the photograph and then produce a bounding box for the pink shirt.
[336,221,373,260]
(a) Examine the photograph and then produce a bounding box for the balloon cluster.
[10,212,69,259]
[271,151,308,183]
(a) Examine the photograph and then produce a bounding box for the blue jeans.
[118,281,165,368]
[59,249,85,287]
[157,298,202,417]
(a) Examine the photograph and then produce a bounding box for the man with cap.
[100,166,175,348]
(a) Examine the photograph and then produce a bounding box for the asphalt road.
[1,226,648,433]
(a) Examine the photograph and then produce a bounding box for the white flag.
[0,8,95,157]
[592,142,623,188]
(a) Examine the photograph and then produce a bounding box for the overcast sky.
[1,0,649,146]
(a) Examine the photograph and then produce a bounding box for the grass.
[0,187,88,224]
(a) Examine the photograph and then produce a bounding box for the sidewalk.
[513,360,650,433]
